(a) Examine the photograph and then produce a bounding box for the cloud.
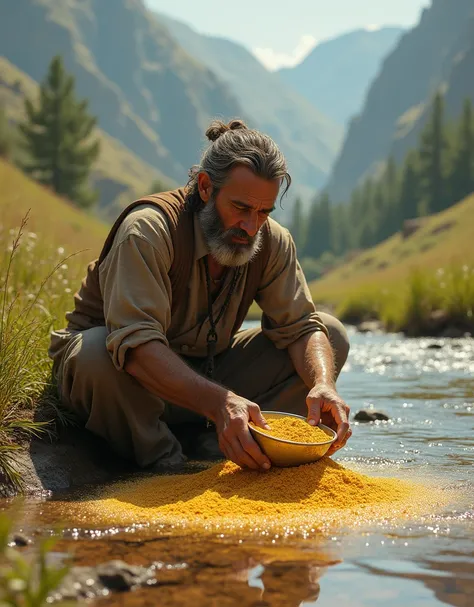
[364,23,381,31]
[253,34,318,71]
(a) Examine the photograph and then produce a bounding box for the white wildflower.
[61,263,68,270]
[57,247,65,254]
[64,288,72,293]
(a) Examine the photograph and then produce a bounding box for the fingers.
[307,400,321,426]
[315,394,351,449]
[248,404,271,430]
[239,428,271,470]
[220,418,271,471]
[327,426,352,455]
[229,437,260,470]
[332,402,351,448]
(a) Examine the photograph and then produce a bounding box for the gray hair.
[185,119,291,212]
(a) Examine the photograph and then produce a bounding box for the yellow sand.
[73,458,449,534]
[252,416,331,443]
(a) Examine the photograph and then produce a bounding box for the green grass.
[309,193,474,333]
[0,160,107,490]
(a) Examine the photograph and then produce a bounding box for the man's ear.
[197,172,213,203]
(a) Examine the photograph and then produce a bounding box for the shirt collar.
[193,212,210,261]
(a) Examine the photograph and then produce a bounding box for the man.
[49,119,351,472]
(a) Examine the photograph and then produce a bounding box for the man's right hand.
[213,393,272,471]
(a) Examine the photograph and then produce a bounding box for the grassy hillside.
[0,159,107,266]
[309,193,474,332]
[0,56,173,218]
[0,160,110,487]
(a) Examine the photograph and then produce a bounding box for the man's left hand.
[306,383,351,455]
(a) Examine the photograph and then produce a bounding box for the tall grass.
[0,213,82,490]
[335,264,474,335]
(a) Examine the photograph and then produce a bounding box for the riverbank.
[308,191,474,337]
[2,330,473,606]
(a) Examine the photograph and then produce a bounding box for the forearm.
[124,340,227,421]
[288,330,336,389]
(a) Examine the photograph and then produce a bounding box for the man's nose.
[240,212,259,237]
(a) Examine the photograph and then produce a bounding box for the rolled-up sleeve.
[256,224,328,349]
[99,227,173,371]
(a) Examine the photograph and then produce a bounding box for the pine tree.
[378,156,401,240]
[330,202,349,255]
[289,196,306,252]
[399,150,421,221]
[303,194,321,259]
[355,178,378,248]
[418,92,449,214]
[318,191,332,254]
[19,55,100,208]
[450,98,474,204]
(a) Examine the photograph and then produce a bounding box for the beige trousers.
[51,313,349,467]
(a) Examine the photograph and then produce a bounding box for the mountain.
[0,0,245,188]
[0,56,174,218]
[326,0,474,202]
[278,27,404,127]
[156,12,343,190]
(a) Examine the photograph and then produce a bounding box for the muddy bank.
[350,318,472,337]
[2,426,188,498]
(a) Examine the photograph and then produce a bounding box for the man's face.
[198,165,279,267]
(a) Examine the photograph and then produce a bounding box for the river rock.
[9,532,33,547]
[97,560,156,591]
[356,320,384,334]
[439,325,471,338]
[52,560,156,602]
[354,409,390,422]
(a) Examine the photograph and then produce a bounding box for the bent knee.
[65,326,113,377]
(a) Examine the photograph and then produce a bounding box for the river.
[3,326,474,605]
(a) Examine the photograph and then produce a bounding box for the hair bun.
[205,119,248,142]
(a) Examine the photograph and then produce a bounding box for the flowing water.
[3,326,474,605]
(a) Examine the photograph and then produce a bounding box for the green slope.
[0,159,107,258]
[309,192,474,306]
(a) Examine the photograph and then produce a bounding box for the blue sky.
[144,0,430,70]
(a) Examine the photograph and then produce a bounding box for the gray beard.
[197,198,263,267]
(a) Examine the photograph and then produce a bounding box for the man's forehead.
[223,166,280,207]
